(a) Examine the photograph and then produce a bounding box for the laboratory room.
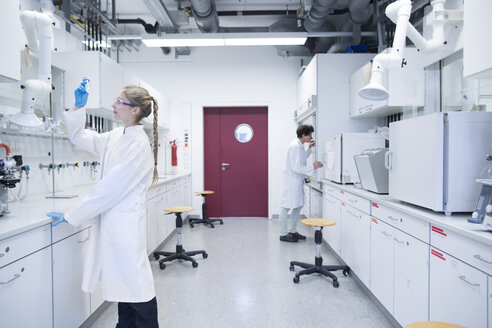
[1,0,492,327]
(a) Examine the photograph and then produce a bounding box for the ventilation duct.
[348,0,373,25]
[190,0,219,33]
[304,0,339,32]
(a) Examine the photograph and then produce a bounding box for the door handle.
[221,163,230,171]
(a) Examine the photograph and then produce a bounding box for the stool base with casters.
[290,218,350,288]
[189,191,223,228]
[153,206,208,270]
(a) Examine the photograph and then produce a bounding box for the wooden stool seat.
[165,206,193,213]
[189,190,223,228]
[194,190,215,195]
[405,322,465,328]
[301,218,336,227]
[154,205,207,270]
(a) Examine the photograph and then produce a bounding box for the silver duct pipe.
[304,0,338,32]
[190,0,219,33]
[327,18,353,53]
[348,0,372,25]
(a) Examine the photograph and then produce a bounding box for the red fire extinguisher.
[170,139,177,166]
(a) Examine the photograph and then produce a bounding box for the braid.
[151,96,159,185]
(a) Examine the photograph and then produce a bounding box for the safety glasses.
[114,97,137,107]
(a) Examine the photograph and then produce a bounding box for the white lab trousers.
[279,206,303,236]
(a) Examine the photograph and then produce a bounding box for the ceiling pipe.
[304,0,339,32]
[190,0,219,33]
[117,18,159,34]
[348,0,373,25]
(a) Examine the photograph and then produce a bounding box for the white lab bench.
[0,173,191,328]
[322,179,492,328]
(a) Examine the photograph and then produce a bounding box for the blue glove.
[74,77,90,107]
[47,212,67,227]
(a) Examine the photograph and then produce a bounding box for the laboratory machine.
[467,179,492,230]
[354,148,389,194]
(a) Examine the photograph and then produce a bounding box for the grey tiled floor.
[89,218,393,328]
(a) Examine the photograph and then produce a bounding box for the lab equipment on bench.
[0,143,26,216]
[386,112,492,215]
[354,148,389,194]
[467,180,492,230]
[324,133,386,184]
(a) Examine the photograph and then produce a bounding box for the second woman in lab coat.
[63,83,160,327]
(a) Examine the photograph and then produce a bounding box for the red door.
[204,107,268,217]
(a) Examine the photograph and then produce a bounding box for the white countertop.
[321,179,492,247]
[0,173,190,241]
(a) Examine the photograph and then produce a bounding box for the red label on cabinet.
[340,190,345,194]
[431,249,446,261]
[431,226,447,237]
[371,218,378,224]
[372,202,379,208]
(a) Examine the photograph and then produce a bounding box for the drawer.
[431,224,492,276]
[372,202,429,243]
[339,191,370,215]
[323,183,341,199]
[0,225,51,268]
[146,186,162,200]
[52,220,90,244]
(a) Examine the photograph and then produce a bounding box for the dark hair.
[297,124,314,138]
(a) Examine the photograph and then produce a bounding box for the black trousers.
[116,297,159,328]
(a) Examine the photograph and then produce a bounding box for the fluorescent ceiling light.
[224,38,307,46]
[142,33,308,47]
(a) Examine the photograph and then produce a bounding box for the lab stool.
[153,206,208,270]
[404,322,465,328]
[290,218,349,288]
[189,191,223,228]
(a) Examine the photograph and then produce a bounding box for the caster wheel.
[210,224,215,228]
[220,221,224,225]
[343,268,350,277]
[192,262,198,268]
[289,264,294,271]
[203,252,208,259]
[333,280,340,288]
[293,275,300,284]
[190,224,194,228]
[153,253,160,260]
[159,262,166,270]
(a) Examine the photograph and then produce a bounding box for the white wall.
[119,46,301,217]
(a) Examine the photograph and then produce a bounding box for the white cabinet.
[340,203,356,268]
[322,192,341,255]
[429,247,487,328]
[0,0,21,82]
[370,217,394,313]
[463,0,492,79]
[310,188,323,219]
[52,228,91,328]
[349,48,424,119]
[52,51,123,115]
[351,208,371,288]
[489,276,492,328]
[393,229,429,327]
[0,246,52,328]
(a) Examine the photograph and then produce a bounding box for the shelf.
[295,107,316,123]
[0,127,69,140]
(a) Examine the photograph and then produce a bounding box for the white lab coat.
[63,107,155,303]
[280,138,313,209]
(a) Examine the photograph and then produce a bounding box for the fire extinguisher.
[170,139,177,166]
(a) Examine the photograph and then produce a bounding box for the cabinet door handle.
[387,216,399,221]
[78,237,90,243]
[348,198,357,203]
[458,275,480,287]
[393,238,405,244]
[0,273,21,285]
[382,231,392,237]
[473,254,492,264]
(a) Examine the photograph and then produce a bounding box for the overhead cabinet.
[52,51,123,116]
[0,0,21,82]
[349,48,425,118]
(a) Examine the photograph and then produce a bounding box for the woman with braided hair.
[50,81,160,327]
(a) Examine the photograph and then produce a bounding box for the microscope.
[0,143,26,216]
